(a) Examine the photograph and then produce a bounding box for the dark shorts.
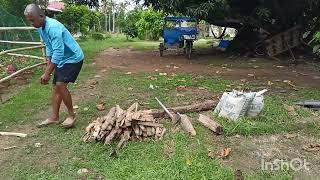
[53,60,83,85]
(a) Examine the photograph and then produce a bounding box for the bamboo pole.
[0,45,44,56]
[0,27,36,31]
[40,39,46,62]
[0,132,27,137]
[0,40,41,45]
[21,18,35,41]
[0,62,46,83]
[6,53,44,60]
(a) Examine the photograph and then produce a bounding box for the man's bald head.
[24,4,45,28]
[24,4,44,17]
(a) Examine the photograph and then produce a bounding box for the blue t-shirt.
[38,17,84,68]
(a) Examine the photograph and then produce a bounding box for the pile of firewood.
[83,100,222,156]
[83,103,166,155]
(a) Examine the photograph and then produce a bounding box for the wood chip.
[220,148,232,158]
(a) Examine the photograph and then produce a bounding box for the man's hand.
[40,73,51,85]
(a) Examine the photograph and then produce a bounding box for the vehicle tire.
[186,41,193,59]
[159,43,164,57]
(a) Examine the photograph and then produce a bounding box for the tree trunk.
[112,12,115,33]
[108,13,111,32]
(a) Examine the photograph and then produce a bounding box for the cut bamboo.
[40,39,46,62]
[0,62,46,83]
[0,45,44,56]
[6,53,44,60]
[0,132,27,137]
[0,27,36,31]
[0,40,41,45]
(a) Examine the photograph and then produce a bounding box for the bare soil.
[95,48,320,89]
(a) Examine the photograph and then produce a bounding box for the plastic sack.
[214,89,267,121]
[247,89,268,117]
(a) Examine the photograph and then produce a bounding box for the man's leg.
[55,82,75,119]
[37,85,62,127]
[51,85,62,121]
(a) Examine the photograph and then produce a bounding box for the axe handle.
[155,97,175,119]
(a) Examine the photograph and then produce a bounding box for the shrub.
[92,32,105,40]
[104,33,112,39]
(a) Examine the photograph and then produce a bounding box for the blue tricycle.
[159,17,199,59]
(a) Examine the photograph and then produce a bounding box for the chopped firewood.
[84,100,214,155]
[198,114,224,135]
[139,125,146,132]
[106,125,113,131]
[179,114,196,136]
[104,129,118,145]
[101,107,116,130]
[92,122,102,140]
[136,121,163,127]
[159,127,166,140]
[85,121,96,133]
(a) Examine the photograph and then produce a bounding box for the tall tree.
[140,0,320,53]
[64,0,99,8]
[0,0,33,17]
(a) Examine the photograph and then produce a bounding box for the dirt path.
[95,48,320,88]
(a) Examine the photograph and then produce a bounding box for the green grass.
[0,35,320,179]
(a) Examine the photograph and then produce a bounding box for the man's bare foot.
[37,118,59,128]
[61,115,76,128]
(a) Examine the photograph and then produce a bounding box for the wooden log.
[85,121,96,133]
[110,130,130,157]
[127,102,139,113]
[159,128,166,140]
[97,130,108,141]
[146,127,153,136]
[198,114,224,135]
[151,127,155,136]
[155,127,161,137]
[0,45,44,55]
[92,122,102,140]
[136,121,164,127]
[145,100,216,118]
[106,125,113,131]
[133,124,140,136]
[6,53,44,60]
[139,125,146,132]
[0,27,36,31]
[101,107,116,130]
[82,132,90,142]
[0,62,46,83]
[105,129,118,144]
[179,114,196,136]
[0,132,27,137]
[0,40,41,45]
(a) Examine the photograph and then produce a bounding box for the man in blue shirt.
[24,4,84,128]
